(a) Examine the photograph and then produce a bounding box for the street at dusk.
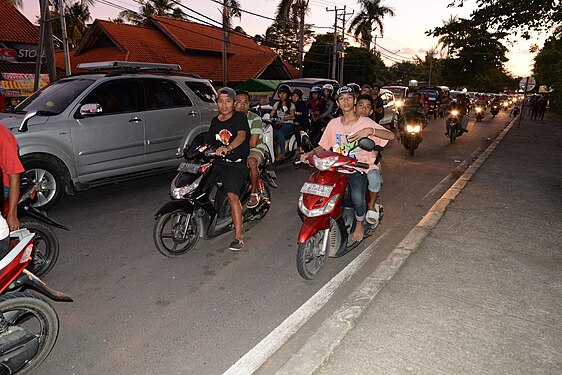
[0,0,560,374]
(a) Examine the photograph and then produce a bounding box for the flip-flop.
[366,209,379,225]
[247,193,260,209]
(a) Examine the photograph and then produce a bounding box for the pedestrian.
[539,96,548,120]
[530,95,540,120]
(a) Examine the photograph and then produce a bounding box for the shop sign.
[0,73,49,97]
[0,43,41,63]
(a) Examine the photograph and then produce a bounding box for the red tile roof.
[59,18,298,84]
[0,0,39,44]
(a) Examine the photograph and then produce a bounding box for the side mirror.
[358,137,376,152]
[19,111,38,133]
[79,103,103,116]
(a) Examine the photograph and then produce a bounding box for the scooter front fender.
[297,216,331,244]
[19,206,69,231]
[154,200,194,218]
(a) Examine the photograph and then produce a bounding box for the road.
[38,110,512,374]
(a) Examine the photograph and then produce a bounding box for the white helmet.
[322,83,334,92]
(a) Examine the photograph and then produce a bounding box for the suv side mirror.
[79,103,103,116]
[19,111,38,133]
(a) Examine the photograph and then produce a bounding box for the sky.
[20,0,547,77]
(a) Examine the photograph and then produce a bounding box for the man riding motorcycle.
[446,93,469,136]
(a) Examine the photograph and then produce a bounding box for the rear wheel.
[296,230,328,280]
[0,292,59,375]
[153,210,199,257]
[20,219,59,277]
[409,146,415,156]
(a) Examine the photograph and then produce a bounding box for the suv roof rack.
[77,61,181,73]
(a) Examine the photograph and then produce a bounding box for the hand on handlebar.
[215,146,230,157]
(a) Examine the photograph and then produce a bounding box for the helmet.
[278,84,291,95]
[322,83,334,92]
[310,86,322,94]
[347,83,361,96]
[336,85,355,99]
[292,88,303,98]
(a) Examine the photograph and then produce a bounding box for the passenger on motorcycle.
[235,90,265,210]
[300,86,392,241]
[372,85,385,124]
[446,93,469,135]
[270,84,296,161]
[321,84,336,121]
[205,87,250,251]
[403,93,428,128]
[355,94,395,226]
[291,88,309,152]
[308,86,327,146]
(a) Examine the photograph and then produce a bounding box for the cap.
[278,84,292,94]
[217,87,236,101]
[336,85,355,99]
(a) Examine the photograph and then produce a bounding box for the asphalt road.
[37,110,512,374]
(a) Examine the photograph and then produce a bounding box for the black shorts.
[208,161,248,196]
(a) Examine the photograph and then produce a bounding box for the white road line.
[222,228,391,375]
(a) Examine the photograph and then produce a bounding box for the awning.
[235,78,282,93]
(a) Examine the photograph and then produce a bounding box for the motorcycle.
[153,146,276,257]
[261,113,311,163]
[0,229,72,374]
[490,103,500,117]
[401,114,424,156]
[475,106,484,122]
[448,110,464,144]
[2,177,68,277]
[295,138,383,280]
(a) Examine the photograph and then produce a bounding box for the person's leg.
[247,153,261,207]
[445,117,451,135]
[366,169,382,211]
[348,173,367,241]
[227,192,243,240]
[293,124,302,149]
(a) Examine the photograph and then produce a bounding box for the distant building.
[56,17,299,87]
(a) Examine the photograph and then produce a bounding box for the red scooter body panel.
[297,216,331,243]
[0,240,32,293]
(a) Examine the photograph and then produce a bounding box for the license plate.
[300,182,333,197]
[178,162,201,173]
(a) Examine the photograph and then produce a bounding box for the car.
[0,61,218,210]
[382,85,410,102]
[377,88,398,127]
[417,87,445,118]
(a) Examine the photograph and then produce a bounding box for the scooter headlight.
[171,174,203,199]
[475,107,482,112]
[298,194,340,218]
[451,110,459,116]
[395,100,403,107]
[312,155,339,171]
[406,124,421,133]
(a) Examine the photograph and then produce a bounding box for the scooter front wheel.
[296,231,328,280]
[20,218,59,277]
[153,210,199,257]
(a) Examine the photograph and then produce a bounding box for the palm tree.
[348,0,395,51]
[8,0,23,9]
[222,0,242,32]
[118,0,187,25]
[65,1,92,47]
[437,15,459,57]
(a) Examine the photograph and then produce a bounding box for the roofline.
[76,20,128,56]
[146,17,186,52]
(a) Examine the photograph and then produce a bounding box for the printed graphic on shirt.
[333,134,361,158]
[216,129,232,145]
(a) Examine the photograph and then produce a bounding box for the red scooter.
[0,229,72,374]
[295,138,383,280]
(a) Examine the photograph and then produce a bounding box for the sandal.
[247,193,260,209]
[366,209,380,225]
[229,238,244,251]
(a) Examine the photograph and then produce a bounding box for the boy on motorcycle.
[308,86,327,146]
[235,90,265,209]
[205,87,250,251]
[300,86,393,241]
[355,94,394,226]
[1,122,24,231]
[446,93,469,135]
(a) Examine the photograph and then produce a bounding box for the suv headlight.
[171,174,203,199]
[298,194,340,217]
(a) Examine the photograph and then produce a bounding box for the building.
[56,16,299,87]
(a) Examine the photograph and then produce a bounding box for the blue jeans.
[274,122,294,155]
[347,172,367,221]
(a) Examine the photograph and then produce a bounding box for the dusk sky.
[20,0,547,77]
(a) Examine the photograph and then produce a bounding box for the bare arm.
[7,174,20,231]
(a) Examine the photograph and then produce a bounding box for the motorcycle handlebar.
[354,161,369,169]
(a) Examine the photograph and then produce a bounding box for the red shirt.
[0,123,24,187]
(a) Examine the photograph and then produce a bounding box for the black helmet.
[292,88,303,98]
[278,84,291,95]
[347,83,361,96]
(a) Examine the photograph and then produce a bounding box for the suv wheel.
[23,158,65,211]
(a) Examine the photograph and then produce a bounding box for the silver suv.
[0,62,217,210]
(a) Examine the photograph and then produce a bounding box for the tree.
[534,36,562,111]
[221,0,242,32]
[118,0,187,24]
[348,0,395,50]
[446,0,561,39]
[51,1,93,48]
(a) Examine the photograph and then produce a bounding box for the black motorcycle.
[153,146,276,257]
[2,177,68,277]
[490,103,500,117]
[448,110,464,144]
[401,113,424,156]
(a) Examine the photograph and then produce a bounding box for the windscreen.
[14,78,95,115]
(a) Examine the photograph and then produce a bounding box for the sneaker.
[229,238,244,251]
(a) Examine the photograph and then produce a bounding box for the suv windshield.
[14,78,95,115]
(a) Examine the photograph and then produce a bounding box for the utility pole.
[326,6,344,80]
[294,0,309,78]
[43,0,57,84]
[338,7,353,84]
[221,0,228,87]
[58,0,71,76]
[33,0,47,92]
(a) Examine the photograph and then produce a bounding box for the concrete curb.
[273,116,519,375]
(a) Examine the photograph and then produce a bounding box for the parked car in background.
[0,61,217,210]
[383,85,409,102]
